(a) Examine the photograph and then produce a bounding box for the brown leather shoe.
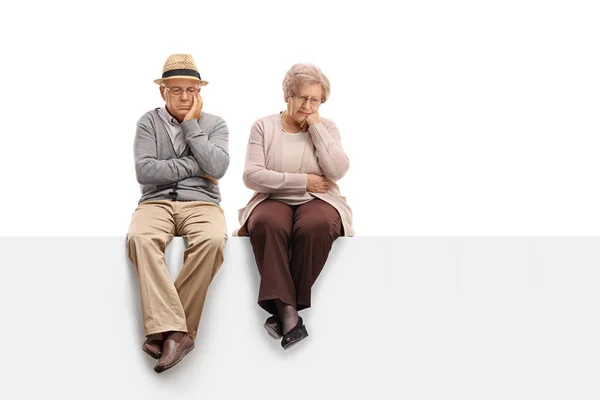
[142,338,162,359]
[154,331,195,373]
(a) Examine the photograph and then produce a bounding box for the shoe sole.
[264,323,282,339]
[154,343,195,373]
[142,344,161,360]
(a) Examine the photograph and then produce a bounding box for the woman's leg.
[289,199,343,311]
[247,200,295,316]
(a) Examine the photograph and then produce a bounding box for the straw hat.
[153,54,209,86]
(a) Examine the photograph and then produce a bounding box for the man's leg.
[126,200,188,337]
[173,201,228,340]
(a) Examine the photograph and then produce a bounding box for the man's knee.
[127,230,148,246]
[127,230,169,251]
[188,231,226,252]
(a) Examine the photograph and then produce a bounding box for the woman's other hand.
[306,174,329,193]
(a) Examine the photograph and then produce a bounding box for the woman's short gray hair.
[282,63,331,103]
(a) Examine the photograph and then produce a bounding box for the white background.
[1,0,599,236]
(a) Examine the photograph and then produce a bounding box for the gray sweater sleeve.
[134,120,200,185]
[181,115,230,180]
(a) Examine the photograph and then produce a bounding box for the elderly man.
[126,54,229,373]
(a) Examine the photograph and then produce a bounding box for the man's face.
[160,78,200,122]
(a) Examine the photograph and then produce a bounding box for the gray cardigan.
[134,108,229,205]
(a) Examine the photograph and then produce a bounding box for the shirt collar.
[158,106,181,126]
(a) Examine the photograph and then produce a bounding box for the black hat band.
[162,69,201,79]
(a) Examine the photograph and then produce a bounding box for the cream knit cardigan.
[233,113,354,237]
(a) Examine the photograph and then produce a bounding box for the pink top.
[233,113,354,237]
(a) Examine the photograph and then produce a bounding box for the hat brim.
[154,76,209,86]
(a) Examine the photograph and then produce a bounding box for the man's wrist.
[181,119,200,135]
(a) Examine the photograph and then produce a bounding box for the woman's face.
[286,83,323,123]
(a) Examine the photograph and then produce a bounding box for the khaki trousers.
[126,200,227,339]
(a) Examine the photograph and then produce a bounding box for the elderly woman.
[234,63,354,349]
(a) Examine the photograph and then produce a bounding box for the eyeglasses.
[163,85,200,96]
[293,94,323,106]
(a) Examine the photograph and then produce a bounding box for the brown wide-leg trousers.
[247,198,343,315]
[126,200,227,340]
